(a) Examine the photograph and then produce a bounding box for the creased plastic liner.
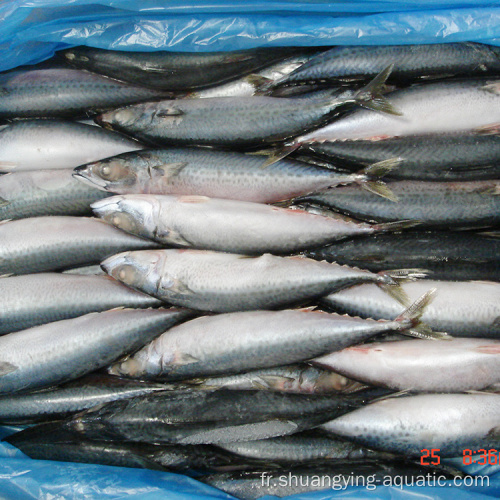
[1,0,500,498]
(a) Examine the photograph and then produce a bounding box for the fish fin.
[475,345,500,354]
[353,65,402,116]
[478,231,500,238]
[258,375,295,388]
[0,361,17,376]
[372,389,411,403]
[0,196,9,207]
[226,53,255,63]
[377,268,429,306]
[482,82,500,95]
[296,306,318,312]
[156,228,193,247]
[246,74,273,93]
[474,123,500,135]
[378,283,410,307]
[0,273,14,278]
[164,277,194,295]
[361,157,403,178]
[178,195,211,203]
[261,144,300,167]
[373,220,421,232]
[486,426,500,439]
[156,108,184,118]
[150,162,188,180]
[246,148,276,156]
[465,389,499,395]
[361,181,399,202]
[0,219,12,225]
[0,161,19,172]
[176,353,200,366]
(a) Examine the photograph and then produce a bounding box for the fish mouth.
[100,252,130,275]
[72,166,109,191]
[91,196,124,217]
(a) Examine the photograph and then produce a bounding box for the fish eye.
[98,161,131,182]
[109,212,138,234]
[115,264,138,285]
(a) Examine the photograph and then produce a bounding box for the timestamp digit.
[420,449,430,466]
[478,449,487,465]
[488,449,498,465]
[463,449,472,465]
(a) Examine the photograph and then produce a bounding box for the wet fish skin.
[101,249,401,313]
[191,55,313,98]
[65,388,383,445]
[0,273,162,334]
[202,461,458,500]
[0,69,172,118]
[95,82,378,148]
[299,180,500,229]
[313,338,500,392]
[303,133,500,182]
[320,394,500,458]
[0,307,190,395]
[0,119,143,172]
[108,306,421,381]
[0,169,109,220]
[306,231,500,281]
[215,431,389,463]
[0,216,160,275]
[62,265,106,275]
[73,147,368,203]
[0,374,168,424]
[275,43,500,89]
[321,280,500,338]
[63,46,307,91]
[297,78,500,144]
[91,194,393,254]
[182,365,366,395]
[5,423,263,473]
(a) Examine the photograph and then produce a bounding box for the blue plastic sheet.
[1,0,500,498]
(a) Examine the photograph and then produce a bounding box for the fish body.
[183,365,365,395]
[65,388,381,444]
[0,69,171,118]
[306,231,500,281]
[102,249,401,313]
[73,147,366,203]
[63,46,306,90]
[321,280,500,338]
[0,120,142,172]
[0,169,108,220]
[313,338,500,392]
[202,461,457,500]
[0,273,161,334]
[304,133,500,181]
[96,84,379,148]
[297,78,500,143]
[216,431,386,463]
[300,180,500,228]
[0,216,159,275]
[321,394,500,457]
[0,308,190,394]
[91,194,392,254]
[275,43,500,88]
[0,374,167,424]
[108,308,419,381]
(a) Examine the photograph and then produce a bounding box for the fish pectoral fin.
[151,162,188,180]
[486,426,500,439]
[0,161,19,172]
[0,361,17,376]
[176,352,200,366]
[156,228,192,247]
[161,277,195,295]
[474,123,500,135]
[156,108,184,118]
[482,82,500,95]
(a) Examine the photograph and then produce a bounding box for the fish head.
[64,49,91,64]
[92,195,158,240]
[96,106,144,131]
[74,156,137,191]
[101,250,164,295]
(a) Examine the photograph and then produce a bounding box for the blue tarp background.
[1,0,500,498]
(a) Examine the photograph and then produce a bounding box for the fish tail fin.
[373,219,421,232]
[393,288,451,340]
[261,144,301,167]
[355,158,401,201]
[377,268,429,306]
[353,65,402,116]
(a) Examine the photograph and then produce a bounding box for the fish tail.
[260,143,301,167]
[352,64,402,116]
[394,288,452,340]
[376,268,429,306]
[352,158,402,201]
